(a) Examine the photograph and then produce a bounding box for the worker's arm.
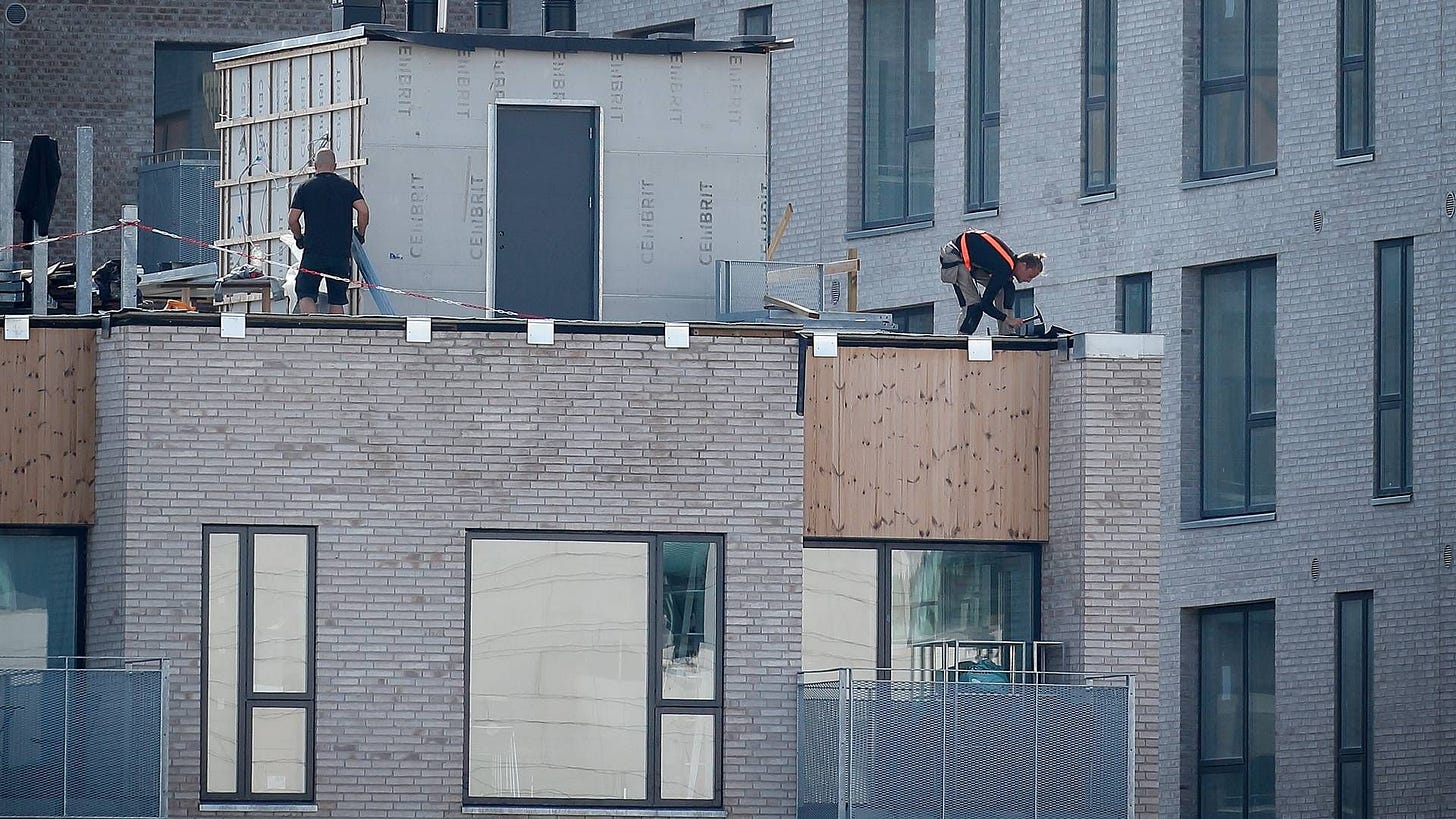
[978,274,1012,321]
[352,198,370,241]
[287,208,304,244]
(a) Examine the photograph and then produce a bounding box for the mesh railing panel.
[0,661,167,819]
[799,674,1130,819]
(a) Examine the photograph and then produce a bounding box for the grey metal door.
[494,105,597,320]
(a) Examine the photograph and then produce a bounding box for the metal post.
[75,127,93,314]
[61,668,70,816]
[1126,675,1136,819]
[1032,671,1040,819]
[837,668,850,819]
[32,236,47,315]
[160,659,171,819]
[121,205,138,309]
[940,675,949,819]
[0,140,13,271]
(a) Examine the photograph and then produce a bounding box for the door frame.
[487,99,604,319]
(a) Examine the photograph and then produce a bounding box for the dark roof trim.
[213,25,792,65]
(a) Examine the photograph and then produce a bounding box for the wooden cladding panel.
[805,347,1049,541]
[0,329,96,525]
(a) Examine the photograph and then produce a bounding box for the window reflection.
[661,541,717,700]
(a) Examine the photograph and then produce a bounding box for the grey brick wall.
[91,324,803,819]
[1048,352,1161,819]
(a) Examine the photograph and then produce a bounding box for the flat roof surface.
[214,25,790,65]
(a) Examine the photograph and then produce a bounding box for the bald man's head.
[313,149,338,172]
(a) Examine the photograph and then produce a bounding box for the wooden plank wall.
[0,329,96,524]
[805,347,1050,541]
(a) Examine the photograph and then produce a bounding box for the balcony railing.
[798,668,1132,819]
[0,658,169,819]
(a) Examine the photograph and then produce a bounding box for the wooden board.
[0,329,95,524]
[805,347,1049,541]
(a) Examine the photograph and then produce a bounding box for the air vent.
[1312,210,1323,232]
[1444,544,1453,569]
[4,3,26,26]
[1310,556,1321,581]
[1445,192,1455,219]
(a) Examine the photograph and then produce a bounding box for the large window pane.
[1338,598,1366,751]
[249,707,307,795]
[0,533,80,662]
[1377,244,1405,396]
[660,714,715,800]
[1202,270,1249,514]
[1199,768,1245,819]
[1248,424,1275,508]
[1202,89,1248,175]
[1200,609,1245,761]
[803,549,877,671]
[908,0,936,129]
[890,550,1034,670]
[252,533,309,694]
[1119,273,1150,334]
[661,541,717,701]
[908,138,935,217]
[1377,408,1404,492]
[154,46,229,152]
[1202,0,1247,80]
[1340,760,1366,819]
[206,533,240,795]
[865,0,909,225]
[982,1,1000,112]
[1341,0,1366,54]
[469,538,649,800]
[1086,108,1110,190]
[1247,606,1276,819]
[1087,0,1110,98]
[1341,70,1368,153]
[1249,264,1277,414]
[982,124,1001,204]
[967,0,999,210]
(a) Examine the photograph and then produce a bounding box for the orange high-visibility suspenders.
[958,230,1016,273]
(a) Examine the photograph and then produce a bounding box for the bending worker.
[288,149,369,314]
[938,229,1045,335]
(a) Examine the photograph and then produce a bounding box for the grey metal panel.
[600,294,719,322]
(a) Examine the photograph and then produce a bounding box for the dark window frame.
[464,529,726,809]
[966,0,1001,212]
[741,5,772,36]
[476,0,509,30]
[1082,0,1116,195]
[1335,592,1373,819]
[1373,239,1411,496]
[543,0,576,32]
[201,525,317,804]
[875,302,935,333]
[1337,0,1373,156]
[805,538,1042,672]
[861,0,936,229]
[1196,601,1275,819]
[406,0,439,32]
[1199,0,1277,178]
[1200,259,1277,518]
[1117,272,1151,333]
[0,526,86,663]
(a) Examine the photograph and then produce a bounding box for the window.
[1197,603,1274,819]
[620,20,697,38]
[803,543,1037,672]
[406,0,438,32]
[966,0,1000,211]
[0,529,82,663]
[1083,0,1116,194]
[741,5,772,36]
[1338,0,1372,156]
[1201,260,1276,517]
[468,533,721,805]
[203,527,315,802]
[1200,0,1277,177]
[863,0,935,228]
[1336,593,1372,819]
[544,0,576,32]
[1013,287,1035,320]
[1374,239,1411,496]
[1118,272,1151,333]
[154,44,237,153]
[880,303,934,333]
[476,0,508,29]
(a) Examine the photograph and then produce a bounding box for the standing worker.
[938,229,1044,334]
[288,149,369,314]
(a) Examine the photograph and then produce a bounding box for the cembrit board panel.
[217,32,770,319]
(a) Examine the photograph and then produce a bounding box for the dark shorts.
[296,253,352,305]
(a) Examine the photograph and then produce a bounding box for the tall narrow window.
[476,0,508,29]
[1336,593,1373,819]
[1118,272,1151,333]
[544,0,576,32]
[1201,260,1276,518]
[966,0,1000,211]
[1200,0,1277,177]
[1083,0,1116,194]
[406,0,439,32]
[203,527,315,802]
[1198,603,1275,819]
[741,5,772,36]
[1337,0,1373,156]
[863,0,935,228]
[1374,239,1411,496]
[468,533,722,805]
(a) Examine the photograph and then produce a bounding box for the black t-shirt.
[290,172,364,258]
